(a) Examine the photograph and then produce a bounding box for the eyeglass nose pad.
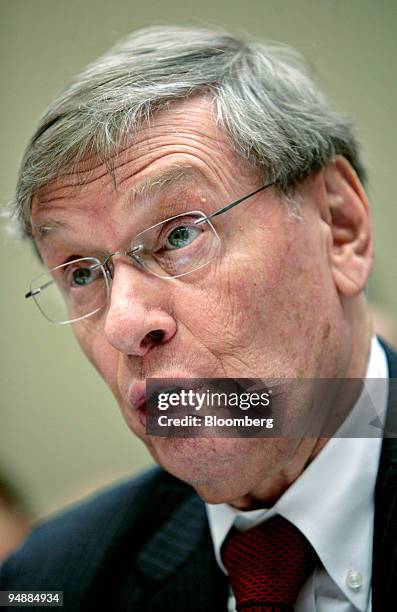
[128,244,144,256]
[104,260,114,281]
[126,245,146,270]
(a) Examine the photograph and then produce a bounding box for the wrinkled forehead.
[30,97,258,239]
[31,163,209,241]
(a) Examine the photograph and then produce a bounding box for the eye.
[165,225,201,250]
[72,267,94,286]
[66,264,101,288]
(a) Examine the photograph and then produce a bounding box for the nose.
[103,262,177,357]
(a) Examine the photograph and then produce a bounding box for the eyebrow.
[32,218,72,242]
[121,165,207,209]
[33,164,208,243]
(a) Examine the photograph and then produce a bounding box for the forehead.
[31,96,247,240]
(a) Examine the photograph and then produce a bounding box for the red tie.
[221,515,317,612]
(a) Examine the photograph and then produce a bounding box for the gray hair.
[11,25,366,237]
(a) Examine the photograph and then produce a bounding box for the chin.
[145,436,287,503]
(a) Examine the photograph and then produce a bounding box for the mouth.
[128,378,198,430]
[128,384,147,427]
[127,375,229,430]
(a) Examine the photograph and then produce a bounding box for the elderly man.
[0,25,396,612]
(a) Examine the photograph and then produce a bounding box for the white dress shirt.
[206,336,389,612]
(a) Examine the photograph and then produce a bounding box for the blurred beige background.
[0,0,396,520]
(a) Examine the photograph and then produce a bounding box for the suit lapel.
[78,469,227,611]
[372,341,397,612]
[130,491,228,611]
[136,493,208,581]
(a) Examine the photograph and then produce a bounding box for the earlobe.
[323,156,373,298]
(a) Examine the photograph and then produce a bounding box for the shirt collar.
[206,336,389,611]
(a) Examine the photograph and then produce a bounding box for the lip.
[128,374,224,429]
[127,379,184,427]
[128,382,148,428]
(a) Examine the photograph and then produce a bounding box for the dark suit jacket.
[1,342,396,612]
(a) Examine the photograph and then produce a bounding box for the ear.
[322,156,373,298]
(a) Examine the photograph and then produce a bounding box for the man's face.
[32,97,350,503]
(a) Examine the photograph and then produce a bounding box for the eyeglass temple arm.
[195,181,275,225]
[25,278,54,299]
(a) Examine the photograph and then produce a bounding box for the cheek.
[174,222,293,350]
[72,320,120,392]
[176,215,340,376]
